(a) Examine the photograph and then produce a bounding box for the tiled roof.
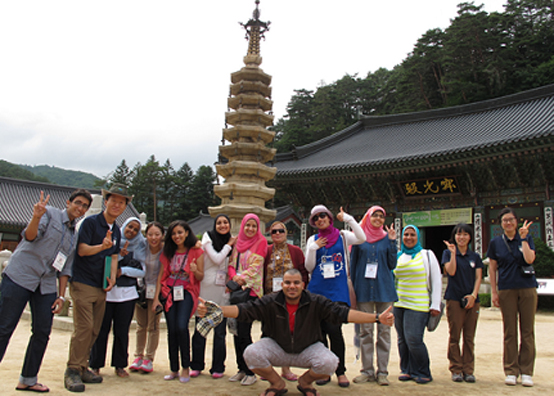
[275,84,554,177]
[0,177,140,228]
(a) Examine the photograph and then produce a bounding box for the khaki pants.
[446,299,479,375]
[67,282,106,371]
[498,287,537,376]
[357,301,393,376]
[134,299,161,361]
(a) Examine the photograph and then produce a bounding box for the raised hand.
[120,240,130,256]
[228,235,238,247]
[101,230,114,250]
[385,223,396,240]
[443,240,456,255]
[336,206,346,222]
[33,191,50,218]
[519,220,533,239]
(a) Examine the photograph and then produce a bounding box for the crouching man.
[197,268,393,396]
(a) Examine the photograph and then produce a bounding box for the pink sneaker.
[139,359,153,373]
[212,372,224,379]
[189,370,201,378]
[129,357,142,372]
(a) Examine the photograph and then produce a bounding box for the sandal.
[115,368,129,378]
[297,384,319,396]
[415,377,432,384]
[164,372,179,381]
[398,374,412,381]
[15,383,50,393]
[262,388,288,396]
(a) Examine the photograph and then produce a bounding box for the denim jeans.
[191,317,227,373]
[394,307,431,380]
[0,274,56,386]
[164,290,194,372]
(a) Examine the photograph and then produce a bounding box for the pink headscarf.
[360,206,388,244]
[235,213,268,257]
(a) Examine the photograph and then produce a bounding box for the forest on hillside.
[272,1,554,152]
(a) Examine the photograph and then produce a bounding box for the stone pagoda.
[208,0,277,235]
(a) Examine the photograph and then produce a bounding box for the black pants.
[89,299,136,369]
[233,295,257,375]
[321,320,346,376]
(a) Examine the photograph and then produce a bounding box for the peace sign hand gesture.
[385,223,396,240]
[32,191,50,219]
[443,240,457,256]
[519,220,533,239]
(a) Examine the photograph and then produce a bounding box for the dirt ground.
[1,307,553,395]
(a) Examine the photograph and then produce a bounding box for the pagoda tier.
[223,125,275,145]
[209,0,276,234]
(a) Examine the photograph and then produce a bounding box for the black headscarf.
[208,214,232,254]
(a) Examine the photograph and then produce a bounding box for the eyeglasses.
[312,213,328,222]
[371,213,385,219]
[501,217,517,223]
[72,200,90,210]
[271,229,286,234]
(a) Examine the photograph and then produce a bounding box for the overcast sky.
[0,0,508,179]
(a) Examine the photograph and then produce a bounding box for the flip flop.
[297,384,319,396]
[262,388,288,396]
[398,374,412,381]
[15,383,50,393]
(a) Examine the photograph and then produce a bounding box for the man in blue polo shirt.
[64,184,132,392]
[0,188,92,392]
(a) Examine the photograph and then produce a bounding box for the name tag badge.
[52,251,67,271]
[470,260,476,268]
[173,285,184,301]
[323,263,335,279]
[215,270,227,286]
[146,284,156,299]
[272,277,283,292]
[365,262,378,279]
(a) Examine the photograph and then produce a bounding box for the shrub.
[479,293,491,307]
[533,237,554,278]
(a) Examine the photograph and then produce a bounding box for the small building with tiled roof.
[0,177,141,251]
[272,84,554,259]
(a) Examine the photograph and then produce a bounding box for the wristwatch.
[375,313,380,324]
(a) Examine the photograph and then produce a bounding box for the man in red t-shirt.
[198,269,393,396]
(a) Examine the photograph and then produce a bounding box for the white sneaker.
[229,371,246,382]
[129,357,142,372]
[521,374,533,387]
[241,375,257,386]
[505,375,517,386]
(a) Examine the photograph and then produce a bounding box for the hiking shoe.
[451,373,463,382]
[241,375,257,386]
[505,375,517,386]
[64,368,85,392]
[463,374,476,383]
[353,372,375,383]
[140,359,153,373]
[377,374,389,386]
[229,371,246,382]
[82,368,103,383]
[129,357,143,371]
[521,374,533,387]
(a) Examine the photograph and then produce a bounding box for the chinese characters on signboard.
[545,207,553,251]
[474,213,482,258]
[395,217,402,251]
[402,176,460,197]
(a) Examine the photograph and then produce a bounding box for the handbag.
[227,254,251,304]
[136,282,147,309]
[502,235,535,278]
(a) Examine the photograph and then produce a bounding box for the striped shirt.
[394,252,430,312]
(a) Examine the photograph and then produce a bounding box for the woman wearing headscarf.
[305,205,366,388]
[350,206,397,386]
[442,223,483,383]
[190,214,236,379]
[129,221,165,374]
[89,217,146,378]
[227,213,268,386]
[263,221,308,382]
[394,225,442,384]
[487,208,537,387]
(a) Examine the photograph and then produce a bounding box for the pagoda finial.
[240,0,270,56]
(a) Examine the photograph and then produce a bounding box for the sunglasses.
[312,213,328,223]
[271,229,286,234]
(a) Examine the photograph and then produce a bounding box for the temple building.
[272,84,554,258]
[209,0,277,235]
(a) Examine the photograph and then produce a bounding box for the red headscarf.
[235,213,268,257]
[360,206,388,244]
